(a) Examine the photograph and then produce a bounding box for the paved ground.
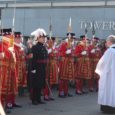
[9,90,111,115]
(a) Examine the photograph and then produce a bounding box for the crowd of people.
[0,27,115,114]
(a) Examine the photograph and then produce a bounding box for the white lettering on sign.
[80,21,115,30]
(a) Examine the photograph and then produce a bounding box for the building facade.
[0,0,115,39]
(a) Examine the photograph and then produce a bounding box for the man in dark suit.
[30,28,48,105]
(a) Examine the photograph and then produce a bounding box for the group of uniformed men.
[0,28,26,113]
[0,28,106,113]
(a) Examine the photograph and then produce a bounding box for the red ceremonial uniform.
[58,38,74,97]
[89,44,102,78]
[0,41,10,105]
[59,41,74,80]
[14,43,27,88]
[46,39,58,85]
[74,42,92,79]
[74,41,92,94]
[0,35,18,107]
[88,44,102,91]
[44,39,58,100]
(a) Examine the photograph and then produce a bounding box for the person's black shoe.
[5,108,11,114]
[82,90,88,94]
[13,103,22,108]
[89,88,94,92]
[38,101,46,104]
[49,97,55,101]
[67,93,73,97]
[96,88,98,92]
[100,105,115,114]
[44,98,50,101]
[76,91,82,95]
[58,95,66,98]
[32,101,38,105]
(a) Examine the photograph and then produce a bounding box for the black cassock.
[31,42,48,88]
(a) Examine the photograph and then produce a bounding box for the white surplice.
[95,44,115,107]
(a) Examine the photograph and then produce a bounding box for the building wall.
[1,7,115,39]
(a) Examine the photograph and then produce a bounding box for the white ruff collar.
[14,43,24,50]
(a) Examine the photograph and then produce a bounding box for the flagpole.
[68,17,72,40]
[85,26,88,39]
[68,17,72,32]
[92,21,95,39]
[47,16,54,98]
[49,16,52,39]
[12,0,16,35]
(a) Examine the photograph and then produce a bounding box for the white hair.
[107,35,115,44]
[31,28,47,41]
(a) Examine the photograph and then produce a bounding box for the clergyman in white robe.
[95,44,115,107]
